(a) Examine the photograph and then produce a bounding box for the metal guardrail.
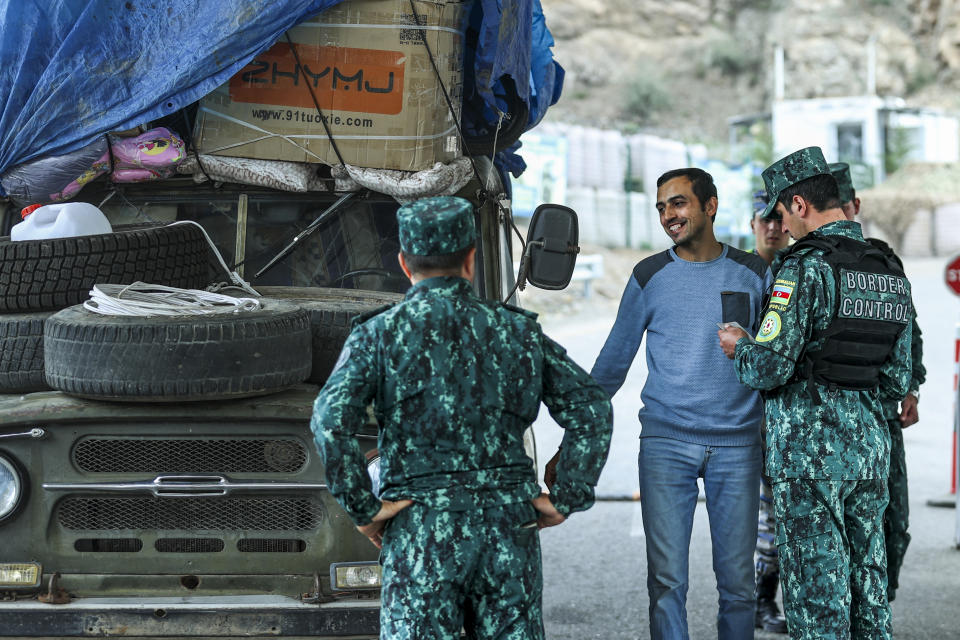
[570,254,604,298]
[513,253,604,298]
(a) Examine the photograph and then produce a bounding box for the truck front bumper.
[0,595,379,638]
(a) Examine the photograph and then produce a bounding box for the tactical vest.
[787,234,910,401]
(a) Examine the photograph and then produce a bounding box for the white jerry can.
[11,202,112,241]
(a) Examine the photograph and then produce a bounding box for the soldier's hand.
[543,450,561,490]
[899,394,919,428]
[532,493,565,529]
[357,520,387,549]
[357,499,413,549]
[717,326,748,359]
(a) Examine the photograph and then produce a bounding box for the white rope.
[166,220,260,296]
[83,282,261,316]
[486,110,504,188]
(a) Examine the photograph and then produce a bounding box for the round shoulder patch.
[755,311,782,343]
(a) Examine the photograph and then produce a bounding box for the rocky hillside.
[540,0,960,148]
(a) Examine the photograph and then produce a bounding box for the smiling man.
[589,168,771,639]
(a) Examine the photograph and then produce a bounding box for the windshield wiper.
[253,190,363,280]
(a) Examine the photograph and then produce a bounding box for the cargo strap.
[286,12,489,202]
[285,33,348,170]
[407,0,489,204]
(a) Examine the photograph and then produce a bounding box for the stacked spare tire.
[43,299,313,402]
[0,224,401,402]
[0,223,211,394]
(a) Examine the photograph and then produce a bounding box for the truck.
[0,1,576,637]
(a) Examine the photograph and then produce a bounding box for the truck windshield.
[85,180,411,294]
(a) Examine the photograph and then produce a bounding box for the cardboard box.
[195,0,467,172]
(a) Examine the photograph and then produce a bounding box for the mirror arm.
[502,239,580,304]
[502,240,541,304]
[540,236,580,255]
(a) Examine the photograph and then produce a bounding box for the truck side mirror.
[521,204,580,290]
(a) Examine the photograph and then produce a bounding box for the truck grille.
[74,538,143,552]
[238,538,307,553]
[70,537,306,553]
[57,497,324,531]
[155,538,225,553]
[73,438,308,473]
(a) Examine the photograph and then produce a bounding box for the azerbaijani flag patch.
[770,283,793,306]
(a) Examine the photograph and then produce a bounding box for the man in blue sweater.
[592,168,771,639]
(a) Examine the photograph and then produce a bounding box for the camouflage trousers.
[772,479,891,640]
[883,417,910,602]
[380,501,544,640]
[755,476,779,585]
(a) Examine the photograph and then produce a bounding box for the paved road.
[531,257,960,639]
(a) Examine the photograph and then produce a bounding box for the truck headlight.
[0,563,41,588]
[0,454,24,522]
[330,562,381,590]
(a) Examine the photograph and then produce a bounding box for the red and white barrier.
[952,325,959,496]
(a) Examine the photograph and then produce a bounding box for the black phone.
[720,291,751,330]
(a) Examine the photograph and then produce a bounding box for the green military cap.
[760,146,831,219]
[397,196,476,256]
[829,162,855,204]
[753,189,780,221]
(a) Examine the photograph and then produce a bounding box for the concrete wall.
[933,205,960,256]
[625,134,689,196]
[864,207,960,258]
[532,123,691,250]
[569,187,670,250]
[538,123,628,191]
[531,118,957,256]
[536,123,695,194]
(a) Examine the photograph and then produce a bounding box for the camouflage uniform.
[755,478,779,593]
[751,192,788,633]
[311,196,613,639]
[829,163,926,601]
[734,148,913,640]
[868,238,924,602]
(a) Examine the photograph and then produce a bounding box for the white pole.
[774,46,785,101]
[867,35,877,96]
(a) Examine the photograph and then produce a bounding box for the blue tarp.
[0,0,563,193]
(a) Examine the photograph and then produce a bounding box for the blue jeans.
[638,436,761,640]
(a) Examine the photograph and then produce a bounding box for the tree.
[858,192,923,254]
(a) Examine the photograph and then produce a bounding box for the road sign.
[947,255,960,296]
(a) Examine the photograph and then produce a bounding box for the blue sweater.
[591,245,771,446]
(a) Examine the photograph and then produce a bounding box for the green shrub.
[623,72,671,122]
[906,59,938,94]
[704,35,762,77]
[884,128,914,175]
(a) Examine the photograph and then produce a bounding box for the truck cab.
[0,158,570,637]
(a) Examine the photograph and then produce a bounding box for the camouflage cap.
[829,162,856,204]
[753,189,781,220]
[397,196,476,256]
[760,146,831,218]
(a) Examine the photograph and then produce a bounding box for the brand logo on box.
[231,42,405,115]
